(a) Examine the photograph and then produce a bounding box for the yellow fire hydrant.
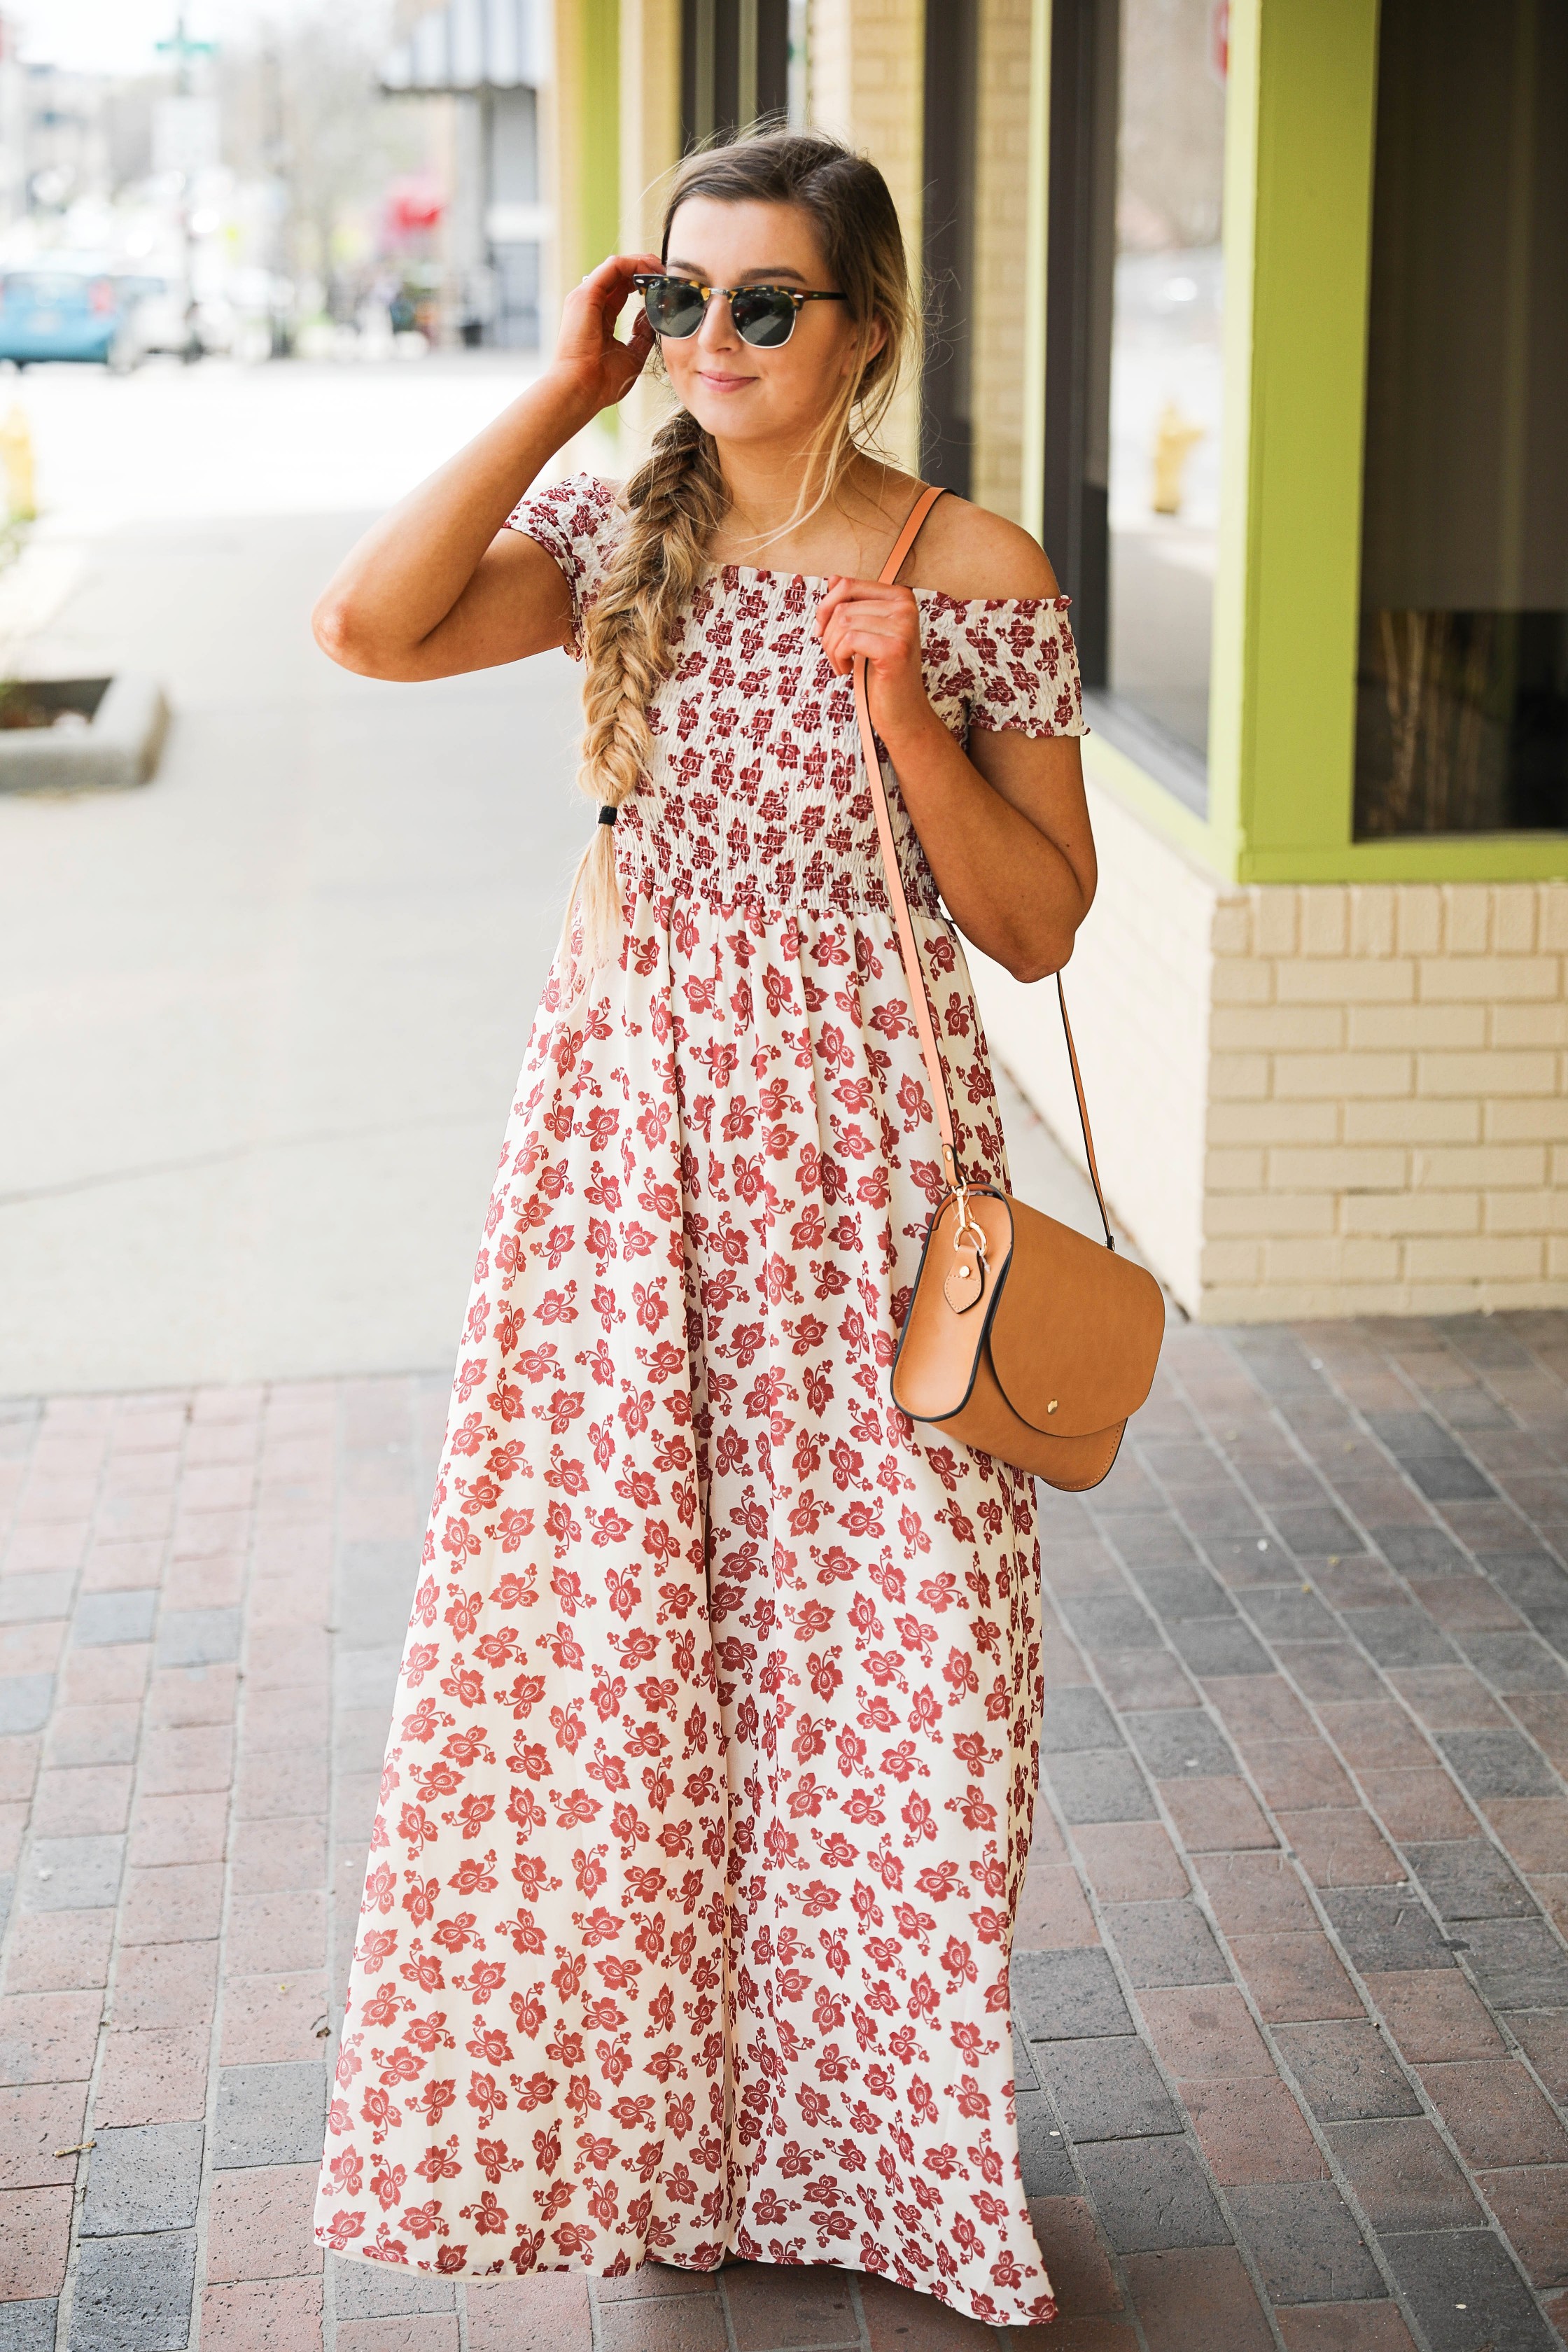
[1151,402,1203,517]
[0,405,36,523]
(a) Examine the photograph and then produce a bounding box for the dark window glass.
[920,0,979,496]
[682,0,791,150]
[1106,0,1226,762]
[1357,0,1568,837]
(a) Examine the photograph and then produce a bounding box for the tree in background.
[218,6,438,323]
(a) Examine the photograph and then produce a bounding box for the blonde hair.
[560,127,916,980]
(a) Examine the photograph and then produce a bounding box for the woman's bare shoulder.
[904,493,1060,601]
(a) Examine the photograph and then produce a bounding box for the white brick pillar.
[972,780,1568,1320]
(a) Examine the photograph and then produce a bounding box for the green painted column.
[1224,0,1382,884]
[577,0,622,284]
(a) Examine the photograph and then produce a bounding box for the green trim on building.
[1237,0,1380,881]
[1202,0,1260,888]
[577,0,622,288]
[1242,832,1568,883]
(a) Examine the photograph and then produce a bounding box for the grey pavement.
[4,1318,1568,2351]
[0,363,589,1394]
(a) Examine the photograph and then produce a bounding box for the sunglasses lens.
[643,279,706,338]
[732,290,797,347]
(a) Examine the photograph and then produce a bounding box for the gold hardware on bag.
[943,1246,985,1313]
[855,484,1165,1492]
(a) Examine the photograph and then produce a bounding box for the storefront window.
[1356,0,1567,837]
[1042,0,1227,808]
[1105,0,1226,762]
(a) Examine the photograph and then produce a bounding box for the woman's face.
[654,197,868,451]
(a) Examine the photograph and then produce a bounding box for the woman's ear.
[843,316,888,379]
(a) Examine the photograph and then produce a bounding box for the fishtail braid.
[561,408,727,974]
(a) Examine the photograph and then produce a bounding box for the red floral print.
[314,472,1086,2327]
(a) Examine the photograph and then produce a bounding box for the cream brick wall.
[1201,877,1568,1318]
[808,0,925,471]
[969,774,1568,1321]
[969,0,1034,525]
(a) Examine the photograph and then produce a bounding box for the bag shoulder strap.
[852,484,1116,1250]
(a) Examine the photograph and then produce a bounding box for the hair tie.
[598,805,617,826]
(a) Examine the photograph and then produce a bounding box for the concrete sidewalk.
[3,1312,1566,2351]
[0,359,617,1399]
[0,506,589,1396]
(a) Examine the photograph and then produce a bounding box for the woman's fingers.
[815,573,891,617]
[612,309,656,371]
[813,576,925,696]
[582,251,662,296]
[818,595,919,652]
[820,614,915,654]
[578,254,662,340]
[820,636,918,677]
[817,582,906,611]
[557,256,662,398]
[818,624,918,677]
[813,580,918,644]
[815,594,913,643]
[612,257,665,335]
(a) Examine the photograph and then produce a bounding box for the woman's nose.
[696,292,740,353]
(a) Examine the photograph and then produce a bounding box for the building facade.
[548,0,1568,1322]
[383,0,550,346]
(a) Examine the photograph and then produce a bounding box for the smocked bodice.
[510,472,1086,919]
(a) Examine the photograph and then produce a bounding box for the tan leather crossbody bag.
[855,484,1165,1492]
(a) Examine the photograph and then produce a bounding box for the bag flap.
[988,1196,1164,1436]
[891,1191,1014,1422]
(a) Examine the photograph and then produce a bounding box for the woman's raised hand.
[553,254,662,412]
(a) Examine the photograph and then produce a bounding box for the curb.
[0,673,171,792]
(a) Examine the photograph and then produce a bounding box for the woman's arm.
[813,503,1096,983]
[312,254,659,682]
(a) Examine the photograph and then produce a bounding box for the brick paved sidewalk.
[2,1314,1566,2352]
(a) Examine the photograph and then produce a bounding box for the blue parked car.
[0,270,132,368]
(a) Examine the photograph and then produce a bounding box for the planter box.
[0,676,170,792]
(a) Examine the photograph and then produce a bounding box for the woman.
[311,128,1094,2328]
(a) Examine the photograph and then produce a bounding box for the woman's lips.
[697,370,757,392]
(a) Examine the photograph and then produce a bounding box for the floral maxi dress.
[314,472,1086,2327]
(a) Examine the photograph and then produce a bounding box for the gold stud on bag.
[855,486,1166,1492]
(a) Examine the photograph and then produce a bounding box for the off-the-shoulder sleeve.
[505,470,623,657]
[925,595,1088,738]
